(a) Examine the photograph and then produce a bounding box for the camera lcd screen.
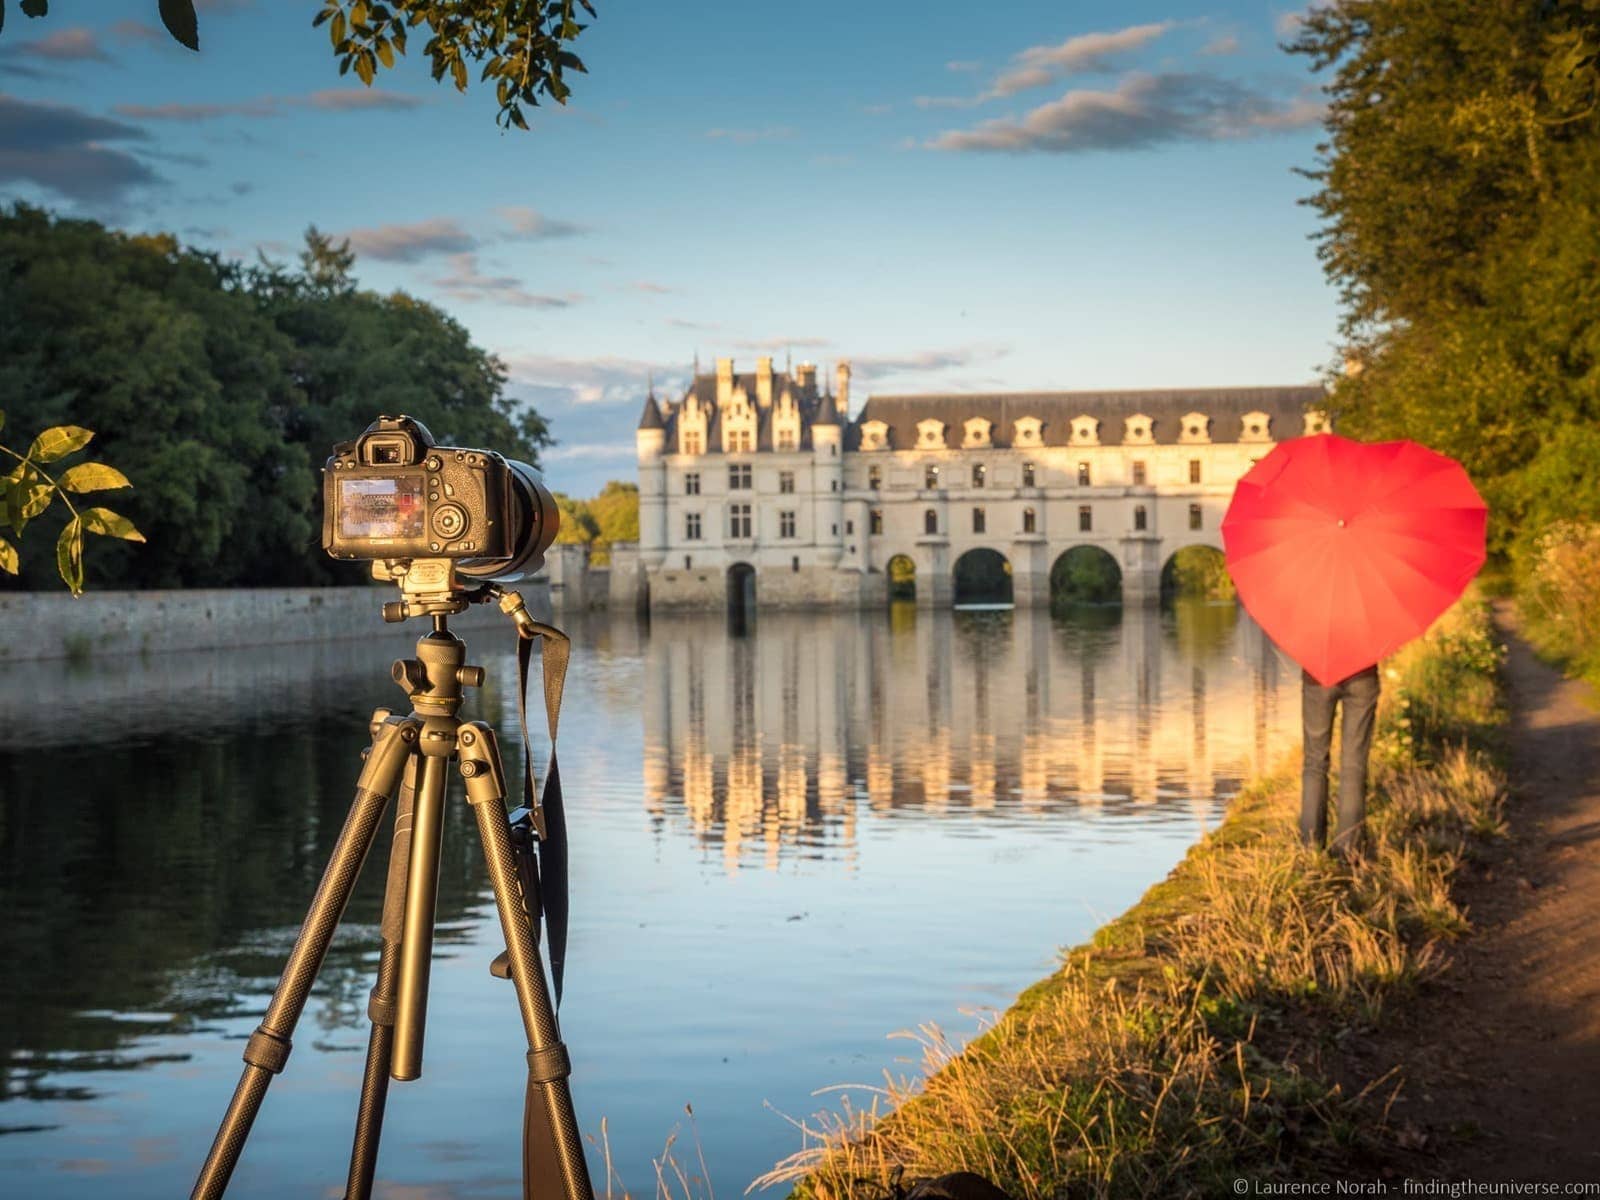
[339,475,426,541]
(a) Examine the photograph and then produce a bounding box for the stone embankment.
[0,581,549,662]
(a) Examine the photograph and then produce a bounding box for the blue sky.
[2,0,1337,495]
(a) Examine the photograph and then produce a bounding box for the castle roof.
[636,392,665,431]
[848,386,1322,450]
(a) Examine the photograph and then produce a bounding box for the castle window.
[1134,505,1147,531]
[730,463,752,490]
[1077,461,1091,487]
[684,472,700,495]
[917,419,947,449]
[1123,414,1153,444]
[1189,503,1203,531]
[925,465,940,490]
[1078,505,1092,533]
[870,509,883,535]
[924,508,938,535]
[831,479,838,492]
[1022,462,1035,488]
[685,513,702,540]
[1023,507,1036,534]
[1179,412,1211,445]
[1012,416,1044,447]
[869,466,882,489]
[779,470,795,494]
[1304,410,1330,435]
[776,428,797,451]
[730,504,752,538]
[972,463,986,488]
[682,430,703,455]
[685,555,692,569]
[728,429,753,453]
[1070,415,1100,445]
[792,556,800,572]
[962,417,992,449]
[1132,460,1147,486]
[846,520,854,534]
[860,420,890,451]
[1189,459,1202,485]
[780,511,796,539]
[972,507,986,534]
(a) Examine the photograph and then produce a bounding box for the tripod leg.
[457,721,595,1200]
[343,755,418,1200]
[191,714,420,1200]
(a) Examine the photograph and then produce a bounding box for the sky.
[1,0,1340,496]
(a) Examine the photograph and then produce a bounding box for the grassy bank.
[762,598,1507,1198]
[1515,521,1600,696]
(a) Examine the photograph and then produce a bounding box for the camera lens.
[455,459,558,582]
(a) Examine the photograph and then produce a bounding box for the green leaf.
[375,36,393,68]
[12,473,54,521]
[355,51,375,85]
[56,516,83,596]
[159,0,199,51]
[28,424,92,463]
[58,462,132,493]
[81,507,146,543]
[331,9,345,44]
[0,535,16,576]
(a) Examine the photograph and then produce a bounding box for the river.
[0,600,1297,1197]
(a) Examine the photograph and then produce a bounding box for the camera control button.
[431,503,469,540]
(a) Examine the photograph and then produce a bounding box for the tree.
[1,0,597,131]
[1288,1,1600,560]
[0,206,553,589]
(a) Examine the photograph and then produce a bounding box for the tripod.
[191,583,593,1200]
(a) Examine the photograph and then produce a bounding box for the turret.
[636,389,668,567]
[811,397,844,568]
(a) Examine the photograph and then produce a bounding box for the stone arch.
[1050,545,1123,606]
[952,547,1013,607]
[1159,543,1233,603]
[727,561,757,632]
[887,553,917,602]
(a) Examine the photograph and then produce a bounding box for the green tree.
[1289,1,1600,560]
[1,0,596,131]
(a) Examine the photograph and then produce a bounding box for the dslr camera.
[323,414,558,583]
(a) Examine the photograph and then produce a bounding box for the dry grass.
[763,597,1507,1200]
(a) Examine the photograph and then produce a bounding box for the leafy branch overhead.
[0,413,144,596]
[1,0,596,130]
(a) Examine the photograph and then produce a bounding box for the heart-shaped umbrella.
[1221,433,1487,686]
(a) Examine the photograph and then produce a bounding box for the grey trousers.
[1300,664,1381,854]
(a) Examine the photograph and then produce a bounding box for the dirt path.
[1350,601,1600,1179]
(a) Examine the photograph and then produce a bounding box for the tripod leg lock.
[243,1027,293,1075]
[367,990,396,1028]
[526,1042,571,1084]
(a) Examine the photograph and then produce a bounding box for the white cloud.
[432,254,580,308]
[342,217,477,262]
[496,206,588,240]
[1201,33,1241,56]
[928,72,1324,154]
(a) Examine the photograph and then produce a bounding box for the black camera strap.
[513,617,570,1005]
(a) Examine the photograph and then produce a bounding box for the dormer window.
[1123,414,1154,444]
[1179,412,1211,444]
[1070,415,1100,446]
[962,417,992,449]
[1240,411,1272,443]
[859,419,890,451]
[916,419,946,450]
[1012,416,1044,447]
[1304,410,1331,435]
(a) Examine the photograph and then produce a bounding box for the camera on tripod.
[323,414,558,582]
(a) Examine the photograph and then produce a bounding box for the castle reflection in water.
[637,601,1293,870]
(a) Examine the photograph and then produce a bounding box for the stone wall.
[0,581,550,663]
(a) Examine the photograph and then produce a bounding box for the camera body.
[322,414,556,582]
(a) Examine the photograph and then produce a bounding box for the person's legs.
[1300,671,1337,848]
[1330,665,1381,857]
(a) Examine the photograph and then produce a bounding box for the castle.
[629,355,1327,612]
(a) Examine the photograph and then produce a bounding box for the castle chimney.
[835,360,851,414]
[756,356,773,408]
[716,356,734,407]
[794,361,817,391]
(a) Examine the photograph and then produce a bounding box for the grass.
[761,595,1508,1199]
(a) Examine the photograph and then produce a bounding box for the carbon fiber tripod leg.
[191,714,420,1200]
[343,756,418,1200]
[456,720,594,1200]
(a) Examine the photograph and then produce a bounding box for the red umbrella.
[1221,433,1487,686]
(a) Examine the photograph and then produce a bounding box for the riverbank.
[765,596,1511,1197]
[0,582,547,662]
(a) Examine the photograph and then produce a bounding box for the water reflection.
[0,600,1296,1196]
[642,603,1285,870]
